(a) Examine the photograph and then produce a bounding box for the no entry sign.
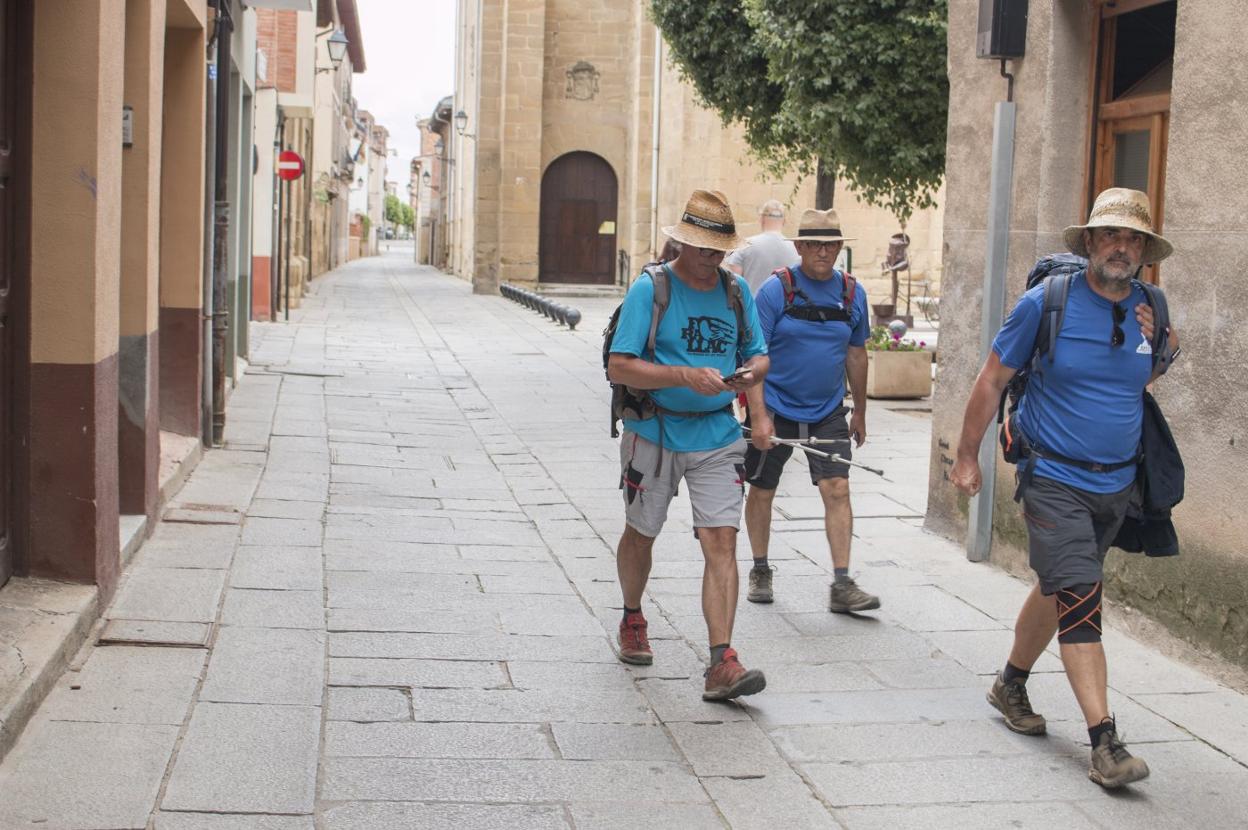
[277,150,304,181]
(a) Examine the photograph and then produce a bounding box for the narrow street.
[1,247,1246,829]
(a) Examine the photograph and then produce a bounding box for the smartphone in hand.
[722,367,751,384]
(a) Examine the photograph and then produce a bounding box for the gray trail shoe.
[1089,720,1150,788]
[828,577,880,613]
[986,674,1047,735]
[747,566,774,604]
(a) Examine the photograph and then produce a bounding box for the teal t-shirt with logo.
[609,266,767,452]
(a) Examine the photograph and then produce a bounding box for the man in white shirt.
[725,200,800,294]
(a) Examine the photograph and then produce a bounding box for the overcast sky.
[351,0,456,183]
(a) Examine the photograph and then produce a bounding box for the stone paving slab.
[198,626,325,706]
[155,814,315,830]
[0,720,179,829]
[40,646,205,726]
[162,703,320,814]
[321,802,568,830]
[320,757,709,803]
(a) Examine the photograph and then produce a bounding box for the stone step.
[535,283,625,299]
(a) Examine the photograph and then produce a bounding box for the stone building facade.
[929,0,1248,667]
[447,1,943,300]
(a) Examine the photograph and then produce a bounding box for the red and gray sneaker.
[617,611,653,665]
[702,648,766,701]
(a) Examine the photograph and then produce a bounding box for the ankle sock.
[834,567,850,584]
[1001,662,1030,685]
[1088,718,1115,746]
[710,643,730,665]
[622,606,641,621]
[752,557,769,571]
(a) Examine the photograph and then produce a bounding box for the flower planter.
[866,349,932,399]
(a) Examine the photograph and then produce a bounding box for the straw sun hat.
[662,190,747,252]
[1063,187,1173,264]
[785,209,856,243]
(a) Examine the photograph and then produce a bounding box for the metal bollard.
[552,304,567,325]
[565,307,582,330]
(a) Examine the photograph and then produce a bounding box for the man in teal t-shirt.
[607,190,770,702]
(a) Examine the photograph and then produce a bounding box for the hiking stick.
[740,426,887,477]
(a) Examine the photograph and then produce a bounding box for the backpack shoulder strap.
[1036,272,1073,364]
[1138,280,1172,375]
[643,264,671,356]
[776,267,796,303]
[719,267,751,348]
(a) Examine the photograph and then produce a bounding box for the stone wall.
[929,0,1248,668]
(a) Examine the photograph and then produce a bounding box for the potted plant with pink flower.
[863,325,932,399]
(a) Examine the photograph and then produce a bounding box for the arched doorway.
[539,152,617,285]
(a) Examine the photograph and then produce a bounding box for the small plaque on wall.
[122,105,134,148]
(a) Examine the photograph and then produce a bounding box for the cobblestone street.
[2,248,1246,829]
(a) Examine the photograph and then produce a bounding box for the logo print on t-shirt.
[680,316,734,354]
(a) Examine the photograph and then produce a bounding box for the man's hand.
[683,366,729,396]
[749,410,774,451]
[1135,302,1156,342]
[723,369,754,390]
[951,456,982,496]
[849,409,867,448]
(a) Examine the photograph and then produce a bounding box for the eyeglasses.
[696,246,725,258]
[1111,303,1126,347]
[799,241,842,252]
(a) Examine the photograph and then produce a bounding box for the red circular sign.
[277,150,304,181]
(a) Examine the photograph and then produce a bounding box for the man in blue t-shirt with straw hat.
[952,187,1179,789]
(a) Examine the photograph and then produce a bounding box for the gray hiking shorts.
[619,430,747,538]
[1021,475,1133,595]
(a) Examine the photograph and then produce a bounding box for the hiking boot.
[702,648,767,701]
[747,566,774,603]
[986,674,1047,736]
[828,578,880,613]
[617,612,653,666]
[1089,720,1150,788]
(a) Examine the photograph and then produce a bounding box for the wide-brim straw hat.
[662,189,747,251]
[785,208,856,243]
[1063,187,1173,264]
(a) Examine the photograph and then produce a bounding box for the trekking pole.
[740,426,887,477]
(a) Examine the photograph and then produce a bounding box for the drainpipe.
[272,112,284,320]
[210,0,233,446]
[649,27,662,271]
[202,19,218,448]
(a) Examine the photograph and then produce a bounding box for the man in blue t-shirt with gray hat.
[951,187,1179,790]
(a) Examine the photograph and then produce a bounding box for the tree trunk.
[815,159,835,209]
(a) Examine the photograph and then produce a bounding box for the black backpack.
[602,263,749,439]
[998,255,1174,482]
[774,267,860,323]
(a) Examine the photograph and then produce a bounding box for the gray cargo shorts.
[1021,475,1133,595]
[619,430,748,538]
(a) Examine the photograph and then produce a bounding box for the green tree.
[384,193,404,226]
[651,0,948,221]
[399,202,415,230]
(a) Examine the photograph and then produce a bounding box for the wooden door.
[539,152,617,285]
[0,0,19,587]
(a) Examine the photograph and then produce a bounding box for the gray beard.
[1089,262,1134,292]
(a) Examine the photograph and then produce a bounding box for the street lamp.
[454,110,474,138]
[327,29,349,66]
[421,170,431,186]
